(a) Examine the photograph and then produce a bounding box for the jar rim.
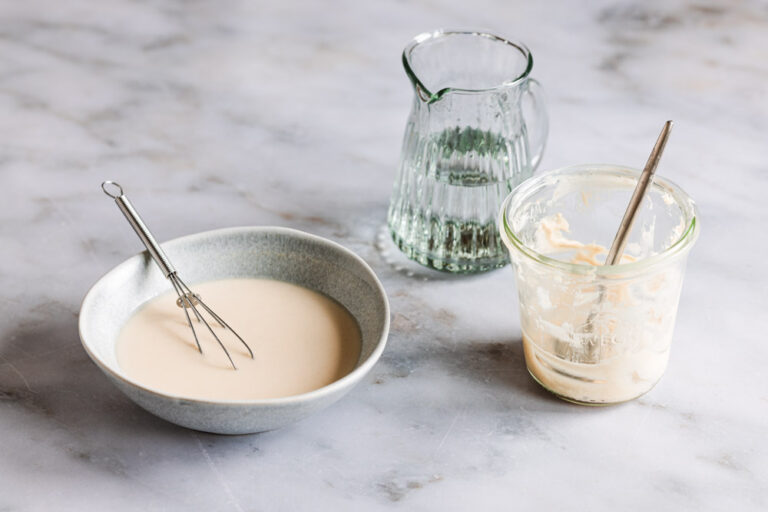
[499,164,700,276]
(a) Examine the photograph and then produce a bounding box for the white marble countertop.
[1,0,765,510]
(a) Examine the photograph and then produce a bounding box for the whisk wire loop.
[176,275,255,360]
[169,275,203,354]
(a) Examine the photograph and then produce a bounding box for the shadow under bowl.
[79,226,390,434]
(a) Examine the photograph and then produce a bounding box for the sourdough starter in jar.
[499,165,699,404]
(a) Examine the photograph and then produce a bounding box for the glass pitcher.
[387,30,548,273]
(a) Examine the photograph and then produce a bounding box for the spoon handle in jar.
[605,120,673,266]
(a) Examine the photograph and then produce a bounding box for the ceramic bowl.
[79,227,389,434]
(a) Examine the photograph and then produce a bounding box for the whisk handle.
[102,181,176,278]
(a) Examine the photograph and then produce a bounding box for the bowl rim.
[78,225,390,406]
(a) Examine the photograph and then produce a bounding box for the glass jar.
[499,164,700,404]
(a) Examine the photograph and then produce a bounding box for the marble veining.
[0,0,766,510]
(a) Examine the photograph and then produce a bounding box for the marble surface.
[0,0,765,510]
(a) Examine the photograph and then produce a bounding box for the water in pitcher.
[388,126,532,273]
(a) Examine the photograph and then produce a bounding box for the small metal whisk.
[101,181,254,369]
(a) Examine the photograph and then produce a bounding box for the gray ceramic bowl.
[79,227,389,434]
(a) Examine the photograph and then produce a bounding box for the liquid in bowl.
[116,278,362,401]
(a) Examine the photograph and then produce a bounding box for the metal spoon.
[579,121,674,363]
[605,120,673,265]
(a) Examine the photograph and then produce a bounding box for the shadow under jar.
[388,29,548,273]
[499,165,700,405]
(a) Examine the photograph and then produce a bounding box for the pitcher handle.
[523,78,548,171]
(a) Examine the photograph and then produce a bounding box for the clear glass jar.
[499,164,700,405]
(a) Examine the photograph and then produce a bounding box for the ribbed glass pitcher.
[388,30,548,273]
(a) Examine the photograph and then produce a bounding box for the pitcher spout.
[403,29,534,104]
